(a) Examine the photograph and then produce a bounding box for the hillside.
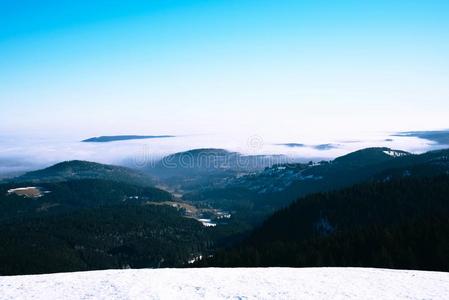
[0,179,172,221]
[10,160,155,187]
[332,147,410,166]
[148,148,284,175]
[147,148,287,195]
[1,268,448,300]
[0,205,212,275]
[0,178,214,275]
[183,147,449,224]
[203,176,449,271]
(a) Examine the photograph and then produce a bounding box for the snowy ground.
[1,267,448,300]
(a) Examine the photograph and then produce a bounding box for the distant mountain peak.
[168,148,235,156]
[333,147,411,166]
[82,135,175,143]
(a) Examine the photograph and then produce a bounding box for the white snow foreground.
[1,267,449,300]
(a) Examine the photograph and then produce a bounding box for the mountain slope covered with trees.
[202,175,449,271]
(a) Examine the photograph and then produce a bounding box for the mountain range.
[183,147,449,224]
[2,146,449,274]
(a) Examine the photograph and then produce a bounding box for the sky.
[1,0,449,143]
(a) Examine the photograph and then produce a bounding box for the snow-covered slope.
[1,267,448,300]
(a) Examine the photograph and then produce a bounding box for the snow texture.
[1,267,448,300]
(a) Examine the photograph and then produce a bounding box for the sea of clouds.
[0,131,443,177]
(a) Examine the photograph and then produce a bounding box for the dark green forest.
[0,179,172,221]
[0,205,212,275]
[0,179,212,275]
[200,176,449,271]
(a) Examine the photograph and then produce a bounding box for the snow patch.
[1,267,448,300]
[7,187,45,198]
[197,219,216,227]
[383,150,408,157]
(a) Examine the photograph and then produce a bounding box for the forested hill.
[8,160,155,187]
[0,179,210,275]
[0,179,172,222]
[202,175,449,271]
[183,147,449,225]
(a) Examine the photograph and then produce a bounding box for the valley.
[2,146,449,275]
[144,200,231,227]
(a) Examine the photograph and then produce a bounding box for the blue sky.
[1,0,449,141]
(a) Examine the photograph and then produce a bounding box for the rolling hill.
[0,179,173,222]
[183,147,449,224]
[9,160,156,187]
